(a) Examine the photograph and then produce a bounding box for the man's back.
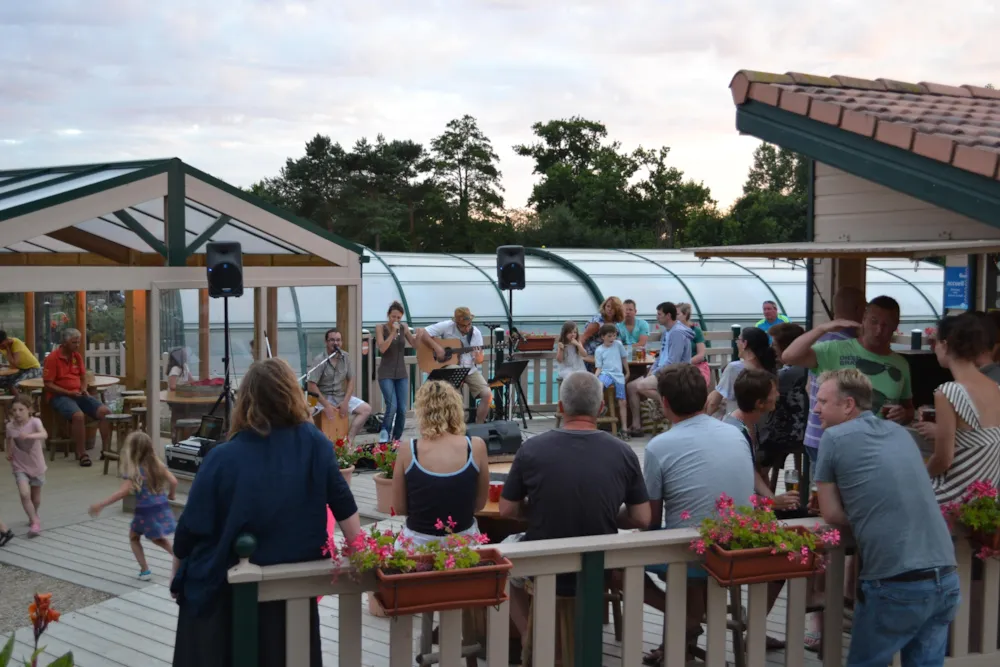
[644,414,754,528]
[502,428,646,542]
[815,413,955,580]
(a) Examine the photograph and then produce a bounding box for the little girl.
[6,396,47,536]
[555,321,589,380]
[89,432,178,581]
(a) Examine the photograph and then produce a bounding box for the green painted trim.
[717,256,788,316]
[113,209,168,257]
[737,102,1000,229]
[182,162,365,256]
[363,247,413,327]
[574,550,606,666]
[0,162,170,224]
[166,160,188,266]
[614,249,707,330]
[0,163,117,202]
[443,252,512,322]
[805,158,816,330]
[0,158,169,177]
[0,167,59,189]
[867,264,940,319]
[232,534,259,667]
[524,247,604,308]
[289,287,309,375]
[185,214,232,255]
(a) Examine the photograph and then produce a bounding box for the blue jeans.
[378,377,408,442]
[848,568,960,667]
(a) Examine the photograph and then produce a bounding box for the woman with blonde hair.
[392,380,490,547]
[677,303,710,385]
[581,297,626,363]
[170,358,362,667]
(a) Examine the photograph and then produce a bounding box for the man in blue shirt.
[756,300,790,336]
[625,302,693,435]
[813,368,958,667]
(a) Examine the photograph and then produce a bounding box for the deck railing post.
[731,324,741,362]
[232,534,259,667]
[574,550,605,667]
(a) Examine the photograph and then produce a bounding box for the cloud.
[2,0,1000,211]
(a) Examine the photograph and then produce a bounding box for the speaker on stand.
[494,246,531,425]
[205,241,244,432]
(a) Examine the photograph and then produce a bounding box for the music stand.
[427,367,471,391]
[490,360,531,428]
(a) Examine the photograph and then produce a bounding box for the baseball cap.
[454,307,474,323]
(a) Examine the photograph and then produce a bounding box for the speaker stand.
[208,296,235,432]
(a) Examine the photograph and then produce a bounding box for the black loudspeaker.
[206,242,244,298]
[497,245,526,290]
[467,420,523,456]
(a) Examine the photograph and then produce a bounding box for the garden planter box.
[339,465,355,486]
[517,336,556,352]
[373,472,393,514]
[375,547,512,616]
[702,527,821,585]
[971,528,1000,552]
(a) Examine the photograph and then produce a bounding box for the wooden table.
[0,368,21,378]
[161,389,223,433]
[476,461,528,542]
[476,462,512,519]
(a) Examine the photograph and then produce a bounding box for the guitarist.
[306,328,372,443]
[416,307,491,424]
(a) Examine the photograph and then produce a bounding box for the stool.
[173,418,202,444]
[123,394,147,416]
[103,414,134,475]
[0,395,13,452]
[131,406,147,433]
[640,397,670,435]
[30,389,42,416]
[520,580,624,667]
[595,386,619,435]
[121,390,145,396]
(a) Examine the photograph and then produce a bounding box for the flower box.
[374,547,512,616]
[517,336,556,352]
[373,472,393,514]
[702,526,821,586]
[971,528,1000,552]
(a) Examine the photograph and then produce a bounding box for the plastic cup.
[488,483,502,503]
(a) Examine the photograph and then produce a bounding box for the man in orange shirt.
[43,328,111,467]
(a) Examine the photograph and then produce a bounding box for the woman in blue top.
[170,358,362,667]
[392,381,490,546]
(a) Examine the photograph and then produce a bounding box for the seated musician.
[0,330,42,390]
[42,328,112,468]
[415,307,491,424]
[306,328,372,443]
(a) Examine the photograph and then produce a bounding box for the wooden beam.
[336,285,350,354]
[266,287,278,357]
[125,290,147,390]
[23,293,34,353]
[253,288,266,361]
[75,291,87,353]
[198,289,210,380]
[0,252,332,268]
[47,227,133,264]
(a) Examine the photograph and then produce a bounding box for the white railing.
[227,520,999,667]
[84,341,124,377]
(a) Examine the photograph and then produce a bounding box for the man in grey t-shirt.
[640,364,753,656]
[813,369,958,667]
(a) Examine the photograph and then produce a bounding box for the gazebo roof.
[0,158,364,268]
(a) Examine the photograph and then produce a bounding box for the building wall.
[812,162,998,323]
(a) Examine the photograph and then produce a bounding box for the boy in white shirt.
[594,324,630,438]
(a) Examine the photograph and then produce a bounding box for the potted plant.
[326,518,512,616]
[690,494,840,585]
[517,331,557,353]
[371,441,399,514]
[942,480,1000,559]
[1,592,72,666]
[334,439,364,485]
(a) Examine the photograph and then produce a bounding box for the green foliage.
[370,441,398,478]
[86,307,125,344]
[1,634,74,667]
[333,438,366,469]
[331,523,489,576]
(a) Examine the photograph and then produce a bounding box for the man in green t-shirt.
[782,295,914,423]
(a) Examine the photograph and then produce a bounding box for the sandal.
[79,454,92,467]
[642,645,663,666]
[804,630,822,653]
[0,529,13,547]
[765,635,786,651]
[628,428,644,438]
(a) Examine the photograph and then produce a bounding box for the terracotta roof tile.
[730,69,1000,181]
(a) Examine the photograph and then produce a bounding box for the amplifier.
[466,420,522,457]
[165,440,203,475]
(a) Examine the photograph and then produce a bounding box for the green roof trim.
[181,162,365,256]
[186,214,232,255]
[525,247,604,308]
[0,159,170,178]
[166,159,188,266]
[443,252,512,323]
[363,247,413,327]
[737,102,1000,230]
[613,249,707,331]
[113,209,168,257]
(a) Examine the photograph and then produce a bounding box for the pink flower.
[445,555,456,569]
[690,538,707,555]
[446,516,457,530]
[475,533,490,544]
[680,511,691,521]
[800,546,809,556]
[779,543,787,551]
[390,507,397,517]
[819,529,841,546]
[434,518,445,531]
[787,553,797,562]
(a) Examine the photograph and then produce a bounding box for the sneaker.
[0,529,13,547]
[27,521,41,537]
[138,570,152,581]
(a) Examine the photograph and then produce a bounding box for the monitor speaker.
[206,241,244,298]
[497,245,525,290]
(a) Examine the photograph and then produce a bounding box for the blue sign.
[944,266,970,310]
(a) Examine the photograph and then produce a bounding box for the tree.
[431,115,505,224]
[742,143,807,197]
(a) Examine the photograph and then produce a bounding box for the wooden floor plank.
[76,604,178,647]
[98,597,178,632]
[0,548,132,596]
[0,538,153,588]
[54,611,175,664]
[27,529,173,574]
[13,625,126,667]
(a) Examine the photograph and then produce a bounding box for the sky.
[2,0,1000,210]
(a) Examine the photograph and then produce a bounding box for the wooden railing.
[84,341,124,377]
[226,521,999,667]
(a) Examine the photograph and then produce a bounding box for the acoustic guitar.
[416,337,483,373]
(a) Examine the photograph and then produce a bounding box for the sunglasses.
[854,358,903,383]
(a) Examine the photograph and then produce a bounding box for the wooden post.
[125,290,148,390]
[198,289,210,380]
[75,291,87,352]
[253,288,266,361]
[266,287,279,357]
[23,293,34,353]
[336,285,351,354]
[834,258,866,294]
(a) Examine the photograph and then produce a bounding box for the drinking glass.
[784,469,799,493]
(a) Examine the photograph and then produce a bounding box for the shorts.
[462,368,490,397]
[50,394,105,421]
[599,374,626,400]
[13,471,44,487]
[327,395,366,413]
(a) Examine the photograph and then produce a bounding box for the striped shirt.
[931,382,1000,505]
[803,329,856,451]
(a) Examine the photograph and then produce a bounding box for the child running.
[89,432,178,581]
[593,323,630,438]
[5,396,48,536]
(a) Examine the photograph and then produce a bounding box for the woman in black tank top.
[392,381,490,545]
